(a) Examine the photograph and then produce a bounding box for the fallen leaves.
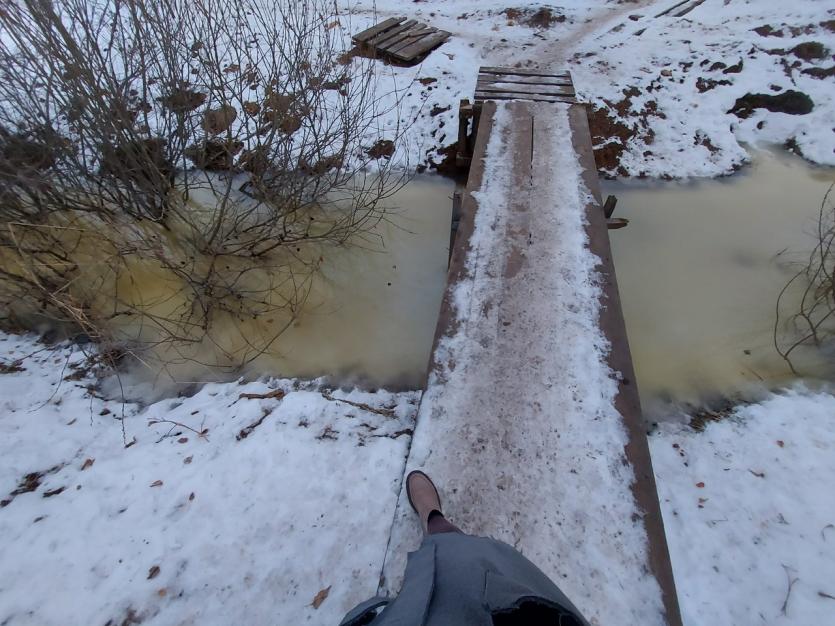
[311,586,331,609]
[80,458,95,471]
[150,480,163,488]
[696,482,705,488]
[147,565,160,580]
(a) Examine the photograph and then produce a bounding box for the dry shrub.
[774,183,835,373]
[0,0,408,374]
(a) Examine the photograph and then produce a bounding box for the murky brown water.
[113,174,456,393]
[253,174,454,389]
[604,148,835,412]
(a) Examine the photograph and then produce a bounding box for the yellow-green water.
[605,148,835,412]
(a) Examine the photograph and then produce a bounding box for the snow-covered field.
[651,388,835,625]
[351,0,835,177]
[3,335,834,625]
[0,332,419,625]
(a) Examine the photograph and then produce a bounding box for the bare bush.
[774,183,835,374]
[0,0,407,372]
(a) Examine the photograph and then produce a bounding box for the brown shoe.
[406,470,442,533]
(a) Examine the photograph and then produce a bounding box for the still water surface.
[605,148,835,414]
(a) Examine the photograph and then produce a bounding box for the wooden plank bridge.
[381,68,683,625]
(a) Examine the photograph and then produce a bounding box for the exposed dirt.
[802,65,835,79]
[722,59,744,74]
[503,6,566,28]
[366,139,395,159]
[688,402,739,431]
[696,77,732,93]
[586,106,632,178]
[728,90,814,118]
[784,137,805,158]
[587,87,665,177]
[0,360,25,373]
[694,131,719,154]
[753,24,784,38]
[789,41,830,61]
[427,142,465,180]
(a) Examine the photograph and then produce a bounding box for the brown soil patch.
[801,65,835,79]
[427,142,465,180]
[753,24,783,37]
[366,139,395,159]
[587,87,665,177]
[789,41,829,60]
[503,6,566,28]
[586,106,631,177]
[728,90,814,118]
[696,77,732,93]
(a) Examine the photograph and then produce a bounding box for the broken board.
[352,16,451,64]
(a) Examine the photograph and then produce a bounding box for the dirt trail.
[544,0,664,64]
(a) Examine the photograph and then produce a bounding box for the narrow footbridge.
[381,68,683,626]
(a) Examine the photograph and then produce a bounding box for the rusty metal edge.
[567,104,684,626]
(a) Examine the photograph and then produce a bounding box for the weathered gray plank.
[479,66,571,79]
[477,74,574,88]
[367,19,418,47]
[390,30,450,61]
[352,17,405,43]
[475,81,576,97]
[386,27,437,53]
[474,91,577,104]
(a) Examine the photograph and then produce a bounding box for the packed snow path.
[381,100,682,625]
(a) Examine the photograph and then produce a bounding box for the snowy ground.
[4,336,835,625]
[349,0,835,177]
[651,387,835,625]
[0,332,419,625]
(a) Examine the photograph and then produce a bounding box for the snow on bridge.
[381,83,683,626]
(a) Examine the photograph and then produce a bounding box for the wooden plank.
[382,99,683,626]
[474,91,576,104]
[352,16,405,43]
[565,103,683,626]
[390,30,450,61]
[386,27,437,54]
[367,19,418,47]
[479,66,571,79]
[477,74,574,88]
[475,81,576,97]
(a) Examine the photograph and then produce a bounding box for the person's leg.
[406,470,463,535]
[427,510,463,535]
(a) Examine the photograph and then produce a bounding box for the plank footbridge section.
[380,92,683,625]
